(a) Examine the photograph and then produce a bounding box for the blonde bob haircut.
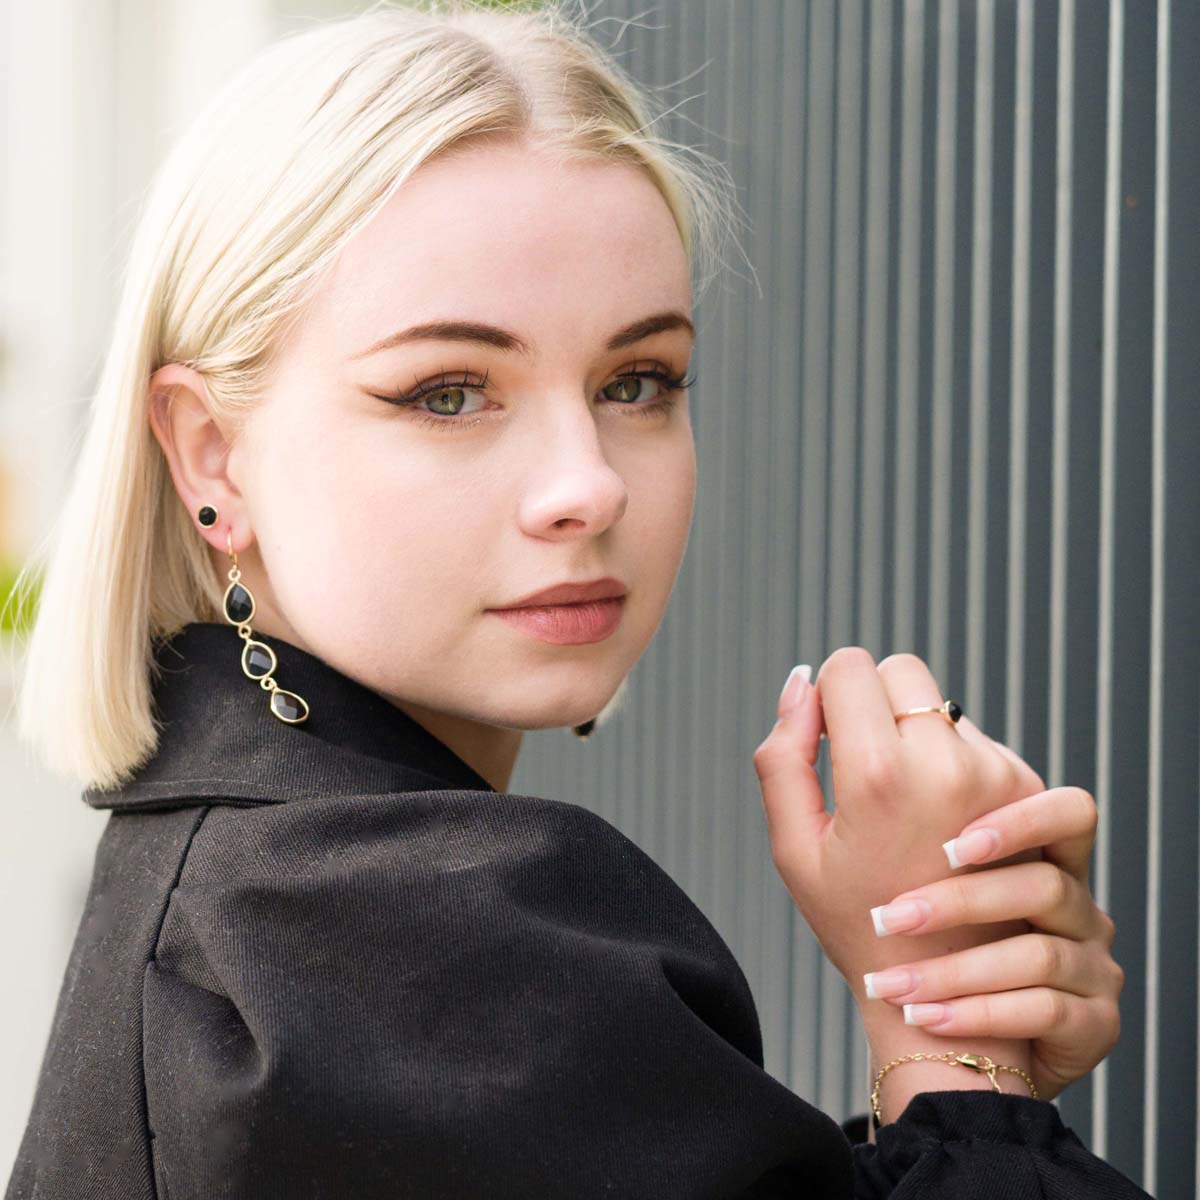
[7,0,743,794]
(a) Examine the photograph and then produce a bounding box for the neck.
[393,700,524,792]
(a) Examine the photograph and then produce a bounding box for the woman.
[5,2,1146,1196]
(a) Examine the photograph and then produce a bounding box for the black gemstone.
[224,582,254,624]
[197,505,218,527]
[946,700,963,723]
[271,690,307,722]
[244,644,274,678]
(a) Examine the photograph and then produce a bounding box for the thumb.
[752,667,829,864]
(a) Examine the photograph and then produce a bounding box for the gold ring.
[894,698,963,726]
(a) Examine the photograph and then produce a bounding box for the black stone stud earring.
[222,528,310,724]
[572,719,596,740]
[198,504,218,527]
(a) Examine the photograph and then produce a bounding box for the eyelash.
[376,364,698,433]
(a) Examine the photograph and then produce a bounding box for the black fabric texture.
[5,621,1152,1198]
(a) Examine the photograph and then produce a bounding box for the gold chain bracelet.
[870,1051,1039,1126]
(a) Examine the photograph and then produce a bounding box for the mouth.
[491,577,627,609]
[486,595,626,645]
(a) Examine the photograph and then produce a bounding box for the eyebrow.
[348,309,695,361]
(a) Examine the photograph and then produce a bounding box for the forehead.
[310,141,691,351]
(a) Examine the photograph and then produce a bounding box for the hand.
[753,648,1038,988]
[860,783,1123,1100]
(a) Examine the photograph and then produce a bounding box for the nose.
[515,404,629,540]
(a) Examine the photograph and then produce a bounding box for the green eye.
[602,377,646,403]
[423,387,472,416]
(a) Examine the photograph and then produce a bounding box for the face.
[177,138,698,785]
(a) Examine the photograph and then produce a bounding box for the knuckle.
[825,646,876,676]
[975,992,998,1036]
[1103,1000,1123,1050]
[1037,862,1071,912]
[752,738,786,777]
[1033,935,1064,980]
[979,752,1017,801]
[1098,909,1117,947]
[931,749,973,795]
[858,746,903,793]
[1067,787,1099,835]
[1042,987,1070,1030]
[1107,956,1126,993]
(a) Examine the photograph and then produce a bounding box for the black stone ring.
[894,699,963,727]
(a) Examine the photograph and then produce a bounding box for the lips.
[488,597,626,645]
[491,577,627,610]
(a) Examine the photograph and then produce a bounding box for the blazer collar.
[84,621,496,811]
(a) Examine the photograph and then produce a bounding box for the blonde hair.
[6,0,743,792]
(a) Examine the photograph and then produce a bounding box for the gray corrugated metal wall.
[510,3,1200,1195]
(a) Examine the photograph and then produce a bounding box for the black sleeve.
[141,788,1149,1200]
[844,1092,1152,1198]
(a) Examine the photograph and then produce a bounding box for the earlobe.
[195,502,245,559]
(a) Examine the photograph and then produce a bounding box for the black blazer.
[6,622,1149,1199]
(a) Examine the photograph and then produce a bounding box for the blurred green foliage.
[0,558,40,638]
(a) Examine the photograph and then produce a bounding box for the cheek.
[249,412,475,632]
[651,433,696,528]
[626,437,696,585]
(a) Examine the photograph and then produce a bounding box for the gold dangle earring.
[197,504,310,724]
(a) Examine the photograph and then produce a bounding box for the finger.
[953,716,1047,797]
[862,932,1113,1005]
[814,646,901,762]
[941,787,1098,883]
[870,860,1104,941]
[897,985,1116,1050]
[876,652,964,753]
[753,668,829,867]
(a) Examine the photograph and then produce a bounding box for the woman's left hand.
[861,758,1123,1100]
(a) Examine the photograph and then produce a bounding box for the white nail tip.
[903,1004,920,1025]
[942,837,962,869]
[863,972,880,1000]
[784,664,812,697]
[870,906,889,937]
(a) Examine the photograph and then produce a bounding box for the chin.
[489,670,632,733]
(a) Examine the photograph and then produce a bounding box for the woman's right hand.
[753,647,1036,991]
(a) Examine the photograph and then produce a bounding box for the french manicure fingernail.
[870,899,931,937]
[903,1002,949,1026]
[780,664,812,714]
[862,968,916,1000]
[942,827,1000,868]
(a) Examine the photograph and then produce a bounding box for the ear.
[148,364,248,555]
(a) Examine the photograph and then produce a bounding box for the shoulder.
[163,787,746,996]
[179,787,663,896]
[147,785,768,1119]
